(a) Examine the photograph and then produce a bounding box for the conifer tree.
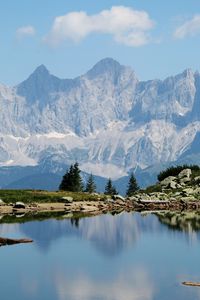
[104,178,117,195]
[126,173,139,197]
[72,162,84,192]
[85,174,96,193]
[59,163,83,192]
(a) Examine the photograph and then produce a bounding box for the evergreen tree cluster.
[59,163,97,193]
[59,162,140,196]
[104,178,118,195]
[59,162,84,192]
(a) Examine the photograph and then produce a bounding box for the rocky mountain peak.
[86,57,126,79]
[33,64,50,76]
[16,64,61,104]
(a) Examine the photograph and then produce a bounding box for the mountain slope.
[0,58,200,187]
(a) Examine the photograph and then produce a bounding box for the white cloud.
[174,15,200,39]
[45,6,155,47]
[16,26,36,40]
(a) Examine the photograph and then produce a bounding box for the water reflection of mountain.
[19,213,141,255]
[2,211,200,255]
[17,212,174,255]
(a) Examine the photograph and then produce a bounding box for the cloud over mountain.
[45,6,155,47]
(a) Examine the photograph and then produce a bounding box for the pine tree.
[85,174,96,193]
[72,162,84,192]
[59,163,83,192]
[104,178,117,195]
[126,173,139,197]
[59,165,73,191]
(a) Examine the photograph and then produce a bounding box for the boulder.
[61,196,73,203]
[137,193,151,200]
[160,176,176,187]
[178,169,192,179]
[174,192,181,197]
[194,188,200,194]
[176,184,182,189]
[182,188,195,196]
[179,177,191,184]
[112,194,125,201]
[13,202,26,209]
[129,196,138,202]
[169,181,177,189]
[181,196,196,201]
[106,198,115,203]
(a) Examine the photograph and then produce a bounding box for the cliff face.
[0,58,200,183]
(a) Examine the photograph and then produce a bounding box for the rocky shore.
[0,168,199,217]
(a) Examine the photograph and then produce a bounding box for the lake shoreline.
[1,197,200,218]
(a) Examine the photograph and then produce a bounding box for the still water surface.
[1,211,200,300]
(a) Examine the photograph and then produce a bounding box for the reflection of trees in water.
[155,211,200,232]
[70,218,79,228]
[16,213,140,256]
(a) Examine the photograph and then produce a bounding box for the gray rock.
[14,202,26,209]
[137,193,151,200]
[179,177,191,184]
[194,188,200,194]
[61,196,73,203]
[181,196,196,201]
[174,192,181,197]
[178,169,192,179]
[160,176,177,187]
[182,188,194,195]
[169,181,177,189]
[112,194,125,201]
[129,196,138,202]
[106,198,115,203]
[176,184,182,188]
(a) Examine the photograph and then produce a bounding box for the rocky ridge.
[0,58,200,186]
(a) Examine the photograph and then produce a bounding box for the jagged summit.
[32,64,50,76]
[86,57,125,78]
[16,64,61,104]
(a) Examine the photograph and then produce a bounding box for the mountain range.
[0,58,200,192]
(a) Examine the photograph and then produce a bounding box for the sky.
[1,0,200,85]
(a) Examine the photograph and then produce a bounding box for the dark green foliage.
[126,173,139,196]
[157,164,200,182]
[104,178,118,195]
[85,174,96,193]
[59,162,83,192]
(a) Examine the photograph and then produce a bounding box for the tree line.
[59,162,139,196]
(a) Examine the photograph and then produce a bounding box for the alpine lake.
[1,210,200,300]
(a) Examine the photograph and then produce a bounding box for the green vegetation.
[59,162,84,192]
[157,164,200,182]
[126,172,139,196]
[85,174,96,193]
[104,178,118,196]
[0,190,106,204]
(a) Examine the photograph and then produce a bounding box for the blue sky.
[1,0,200,85]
